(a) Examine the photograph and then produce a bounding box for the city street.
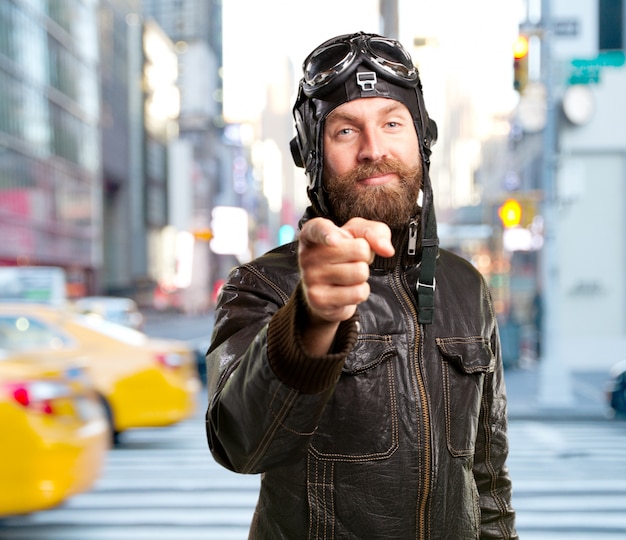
[1,312,625,539]
[2,398,626,539]
[2,0,625,536]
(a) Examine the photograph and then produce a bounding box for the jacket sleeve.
[474,312,519,539]
[205,264,358,474]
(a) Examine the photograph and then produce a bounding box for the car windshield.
[74,298,143,329]
[0,315,72,351]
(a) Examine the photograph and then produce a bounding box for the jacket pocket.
[310,334,399,462]
[436,336,494,457]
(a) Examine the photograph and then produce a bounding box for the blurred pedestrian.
[531,288,543,359]
[206,32,518,539]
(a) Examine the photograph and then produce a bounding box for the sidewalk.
[504,359,614,421]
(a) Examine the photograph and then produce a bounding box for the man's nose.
[358,127,387,162]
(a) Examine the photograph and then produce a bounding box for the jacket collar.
[371,214,421,272]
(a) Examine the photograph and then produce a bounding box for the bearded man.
[205,32,518,540]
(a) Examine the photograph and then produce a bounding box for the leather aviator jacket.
[206,214,518,539]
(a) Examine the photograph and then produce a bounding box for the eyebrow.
[326,101,408,124]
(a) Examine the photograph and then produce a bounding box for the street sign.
[568,64,600,85]
[568,50,626,85]
[554,18,579,37]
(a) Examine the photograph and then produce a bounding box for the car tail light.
[3,380,71,415]
[154,352,184,368]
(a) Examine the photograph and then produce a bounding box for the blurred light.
[503,227,531,251]
[278,224,296,245]
[193,229,213,242]
[15,317,29,332]
[472,253,492,275]
[155,352,184,369]
[210,206,249,255]
[513,35,529,59]
[498,198,522,228]
[502,227,543,252]
[174,231,194,289]
[5,380,70,415]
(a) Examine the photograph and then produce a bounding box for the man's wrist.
[266,284,359,393]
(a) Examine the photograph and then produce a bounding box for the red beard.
[324,157,423,227]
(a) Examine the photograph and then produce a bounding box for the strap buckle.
[417,278,436,291]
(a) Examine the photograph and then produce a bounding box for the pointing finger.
[342,218,395,258]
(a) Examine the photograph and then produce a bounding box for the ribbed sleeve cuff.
[267,284,359,394]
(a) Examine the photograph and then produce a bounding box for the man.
[206,32,518,539]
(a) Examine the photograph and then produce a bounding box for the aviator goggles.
[302,33,419,97]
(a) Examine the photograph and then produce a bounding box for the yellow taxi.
[0,303,200,444]
[0,351,109,516]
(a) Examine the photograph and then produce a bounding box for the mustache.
[335,158,418,183]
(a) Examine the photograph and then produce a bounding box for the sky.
[222,0,380,122]
[222,0,524,126]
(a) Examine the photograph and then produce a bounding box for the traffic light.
[513,35,529,93]
[498,198,522,228]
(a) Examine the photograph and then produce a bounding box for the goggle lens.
[366,37,416,78]
[304,42,354,88]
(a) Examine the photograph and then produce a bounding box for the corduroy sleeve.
[267,283,359,394]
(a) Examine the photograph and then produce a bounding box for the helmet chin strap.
[308,184,330,217]
[416,203,438,325]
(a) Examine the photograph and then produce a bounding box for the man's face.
[322,97,423,227]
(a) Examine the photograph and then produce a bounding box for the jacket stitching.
[242,385,299,473]
[242,263,290,303]
[307,456,335,540]
[309,360,399,462]
[481,372,513,539]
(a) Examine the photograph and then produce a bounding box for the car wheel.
[611,372,626,416]
[98,394,121,446]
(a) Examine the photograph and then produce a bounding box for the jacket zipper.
[408,218,418,256]
[393,265,432,538]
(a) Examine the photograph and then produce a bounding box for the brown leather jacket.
[206,223,518,539]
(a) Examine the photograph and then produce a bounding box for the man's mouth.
[357,172,397,186]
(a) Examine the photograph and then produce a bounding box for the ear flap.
[290,136,305,168]
[427,118,438,147]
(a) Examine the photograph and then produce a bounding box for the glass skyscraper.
[0,0,101,293]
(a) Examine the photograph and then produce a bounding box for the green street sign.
[568,51,626,85]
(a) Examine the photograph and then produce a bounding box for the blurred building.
[476,0,626,373]
[98,1,180,307]
[142,0,255,313]
[543,0,626,372]
[0,0,264,313]
[0,0,102,296]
